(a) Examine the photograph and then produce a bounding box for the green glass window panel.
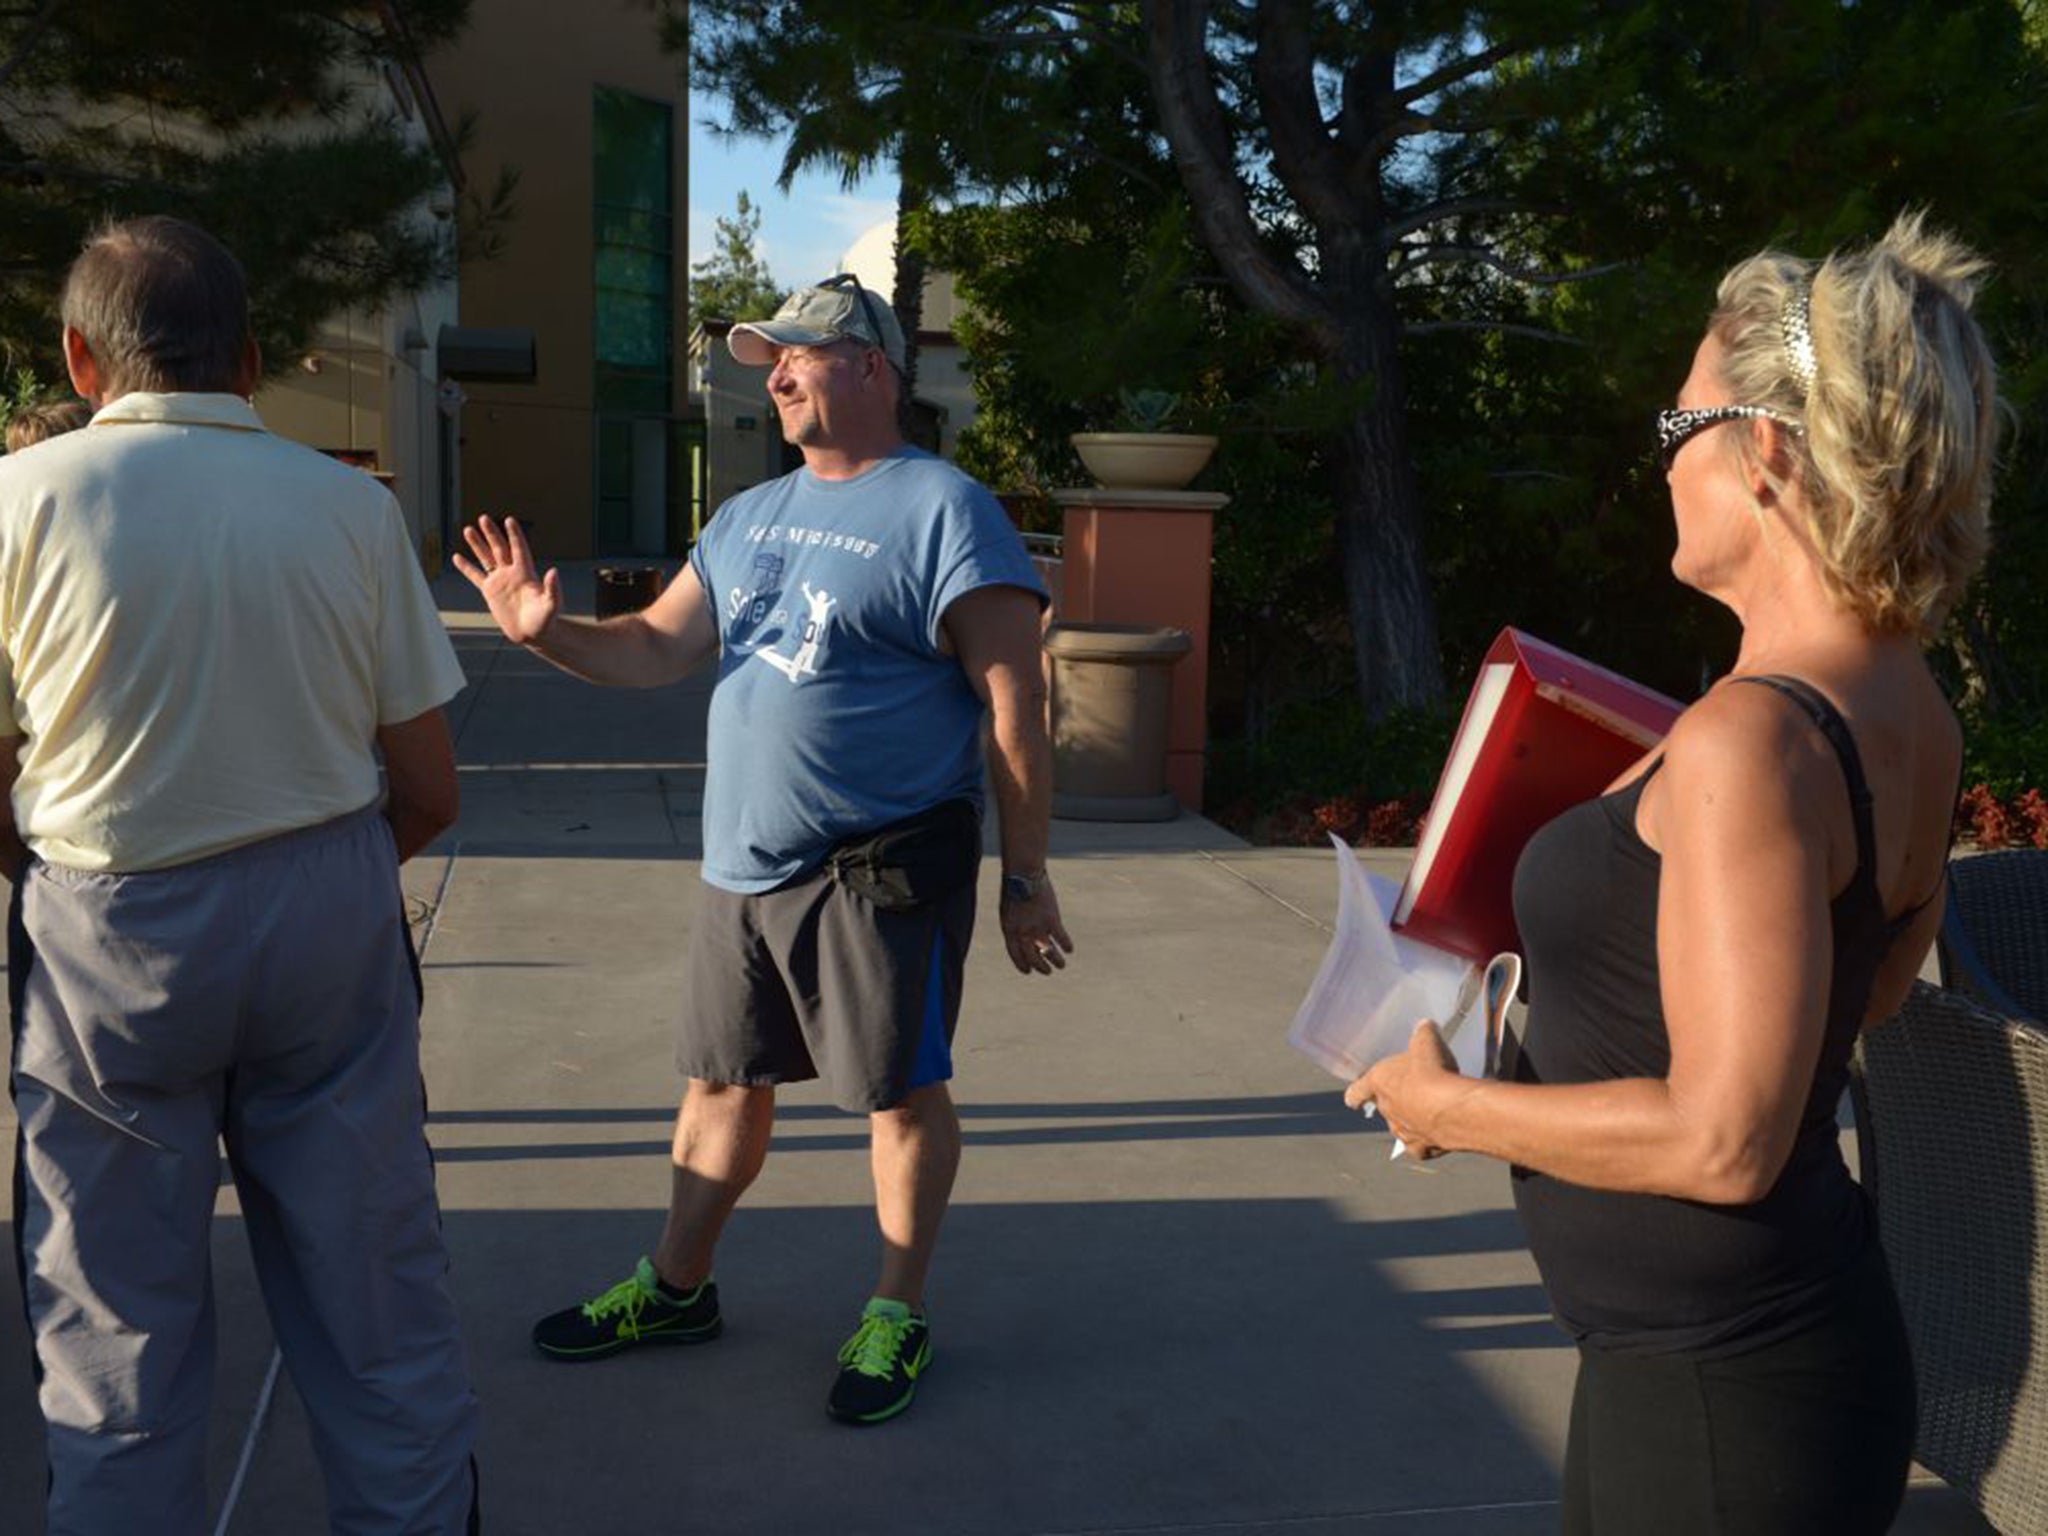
[594,495,634,556]
[593,87,673,397]
[677,420,706,546]
[593,90,672,212]
[596,416,634,497]
[596,248,667,299]
[595,205,670,252]
[594,291,667,352]
[595,299,667,372]
[594,368,670,415]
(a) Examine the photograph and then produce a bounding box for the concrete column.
[1051,488,1226,812]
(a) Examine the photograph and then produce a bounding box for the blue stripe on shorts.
[905,932,952,1089]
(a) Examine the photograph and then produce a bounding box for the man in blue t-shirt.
[455,274,1072,1425]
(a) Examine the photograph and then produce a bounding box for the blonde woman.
[1352,214,1997,1534]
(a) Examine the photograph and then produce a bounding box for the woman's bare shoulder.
[1637,680,1846,859]
[1662,679,1837,783]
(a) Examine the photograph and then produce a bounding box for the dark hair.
[60,216,251,396]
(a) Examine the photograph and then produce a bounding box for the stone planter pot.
[1069,432,1218,491]
[1045,622,1193,821]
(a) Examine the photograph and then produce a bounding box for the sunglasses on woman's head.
[1655,405,1802,472]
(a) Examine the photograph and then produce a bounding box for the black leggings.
[1560,1249,1917,1535]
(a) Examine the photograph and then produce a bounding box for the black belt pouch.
[825,799,982,912]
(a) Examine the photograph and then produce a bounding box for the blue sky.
[686,90,896,295]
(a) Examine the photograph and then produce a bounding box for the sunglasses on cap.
[817,272,891,360]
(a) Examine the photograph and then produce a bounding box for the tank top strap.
[1728,674,1879,883]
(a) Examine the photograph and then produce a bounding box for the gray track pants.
[7,806,480,1535]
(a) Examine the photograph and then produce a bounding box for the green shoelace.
[580,1269,659,1337]
[838,1311,915,1378]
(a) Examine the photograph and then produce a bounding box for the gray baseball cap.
[728,274,906,370]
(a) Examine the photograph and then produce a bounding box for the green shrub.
[1208,696,1455,846]
[1962,709,2048,802]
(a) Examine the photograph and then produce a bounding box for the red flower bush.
[1311,793,1368,844]
[1961,783,2013,849]
[1955,783,2048,850]
[2016,789,2048,850]
[1366,796,1424,846]
[1222,789,1429,848]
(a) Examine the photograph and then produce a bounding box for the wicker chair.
[1940,850,2048,1021]
[1851,979,2048,1534]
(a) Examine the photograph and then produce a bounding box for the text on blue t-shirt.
[686,447,1045,893]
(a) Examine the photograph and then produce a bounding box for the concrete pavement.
[1,565,1993,1533]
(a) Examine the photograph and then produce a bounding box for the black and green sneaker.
[826,1297,931,1424]
[531,1257,721,1362]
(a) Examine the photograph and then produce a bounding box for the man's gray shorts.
[679,862,977,1112]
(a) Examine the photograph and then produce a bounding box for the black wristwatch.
[1000,868,1048,903]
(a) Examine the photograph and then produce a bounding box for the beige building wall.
[687,218,979,517]
[256,284,461,566]
[687,320,791,522]
[689,317,974,520]
[908,345,975,460]
[242,29,463,571]
[425,0,687,561]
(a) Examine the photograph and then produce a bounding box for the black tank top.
[1508,675,1916,1356]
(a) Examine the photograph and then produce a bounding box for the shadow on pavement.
[6,1199,1564,1536]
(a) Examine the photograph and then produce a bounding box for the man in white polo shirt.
[0,217,481,1534]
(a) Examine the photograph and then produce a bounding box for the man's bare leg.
[651,1078,775,1289]
[868,1081,961,1306]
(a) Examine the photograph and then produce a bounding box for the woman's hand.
[1344,1021,1464,1160]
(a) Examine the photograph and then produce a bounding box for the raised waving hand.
[453,515,560,645]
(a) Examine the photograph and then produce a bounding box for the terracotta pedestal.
[1051,488,1226,812]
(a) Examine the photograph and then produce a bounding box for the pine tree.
[0,0,484,387]
[688,192,783,323]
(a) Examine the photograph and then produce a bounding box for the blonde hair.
[1709,211,1998,634]
[4,398,92,454]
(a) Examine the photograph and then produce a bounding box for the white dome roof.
[837,217,960,334]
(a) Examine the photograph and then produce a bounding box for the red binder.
[1391,628,1684,962]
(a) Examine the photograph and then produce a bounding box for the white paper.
[1287,836,1521,1158]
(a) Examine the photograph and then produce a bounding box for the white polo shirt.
[0,392,466,871]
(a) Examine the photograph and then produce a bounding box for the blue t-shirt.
[687,447,1045,893]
